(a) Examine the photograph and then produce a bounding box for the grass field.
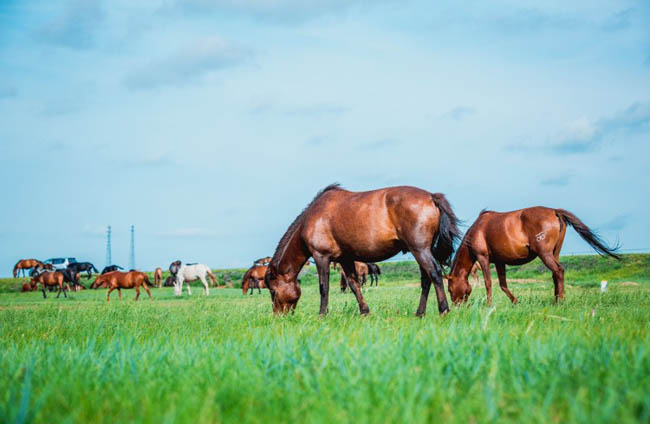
[1,255,649,423]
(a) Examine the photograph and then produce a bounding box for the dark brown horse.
[90,271,152,301]
[154,267,163,288]
[31,271,67,298]
[339,262,369,292]
[367,263,381,286]
[241,265,268,295]
[447,207,620,305]
[265,184,460,316]
[14,259,44,278]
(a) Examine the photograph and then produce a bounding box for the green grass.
[1,255,649,423]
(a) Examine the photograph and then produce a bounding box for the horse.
[90,271,152,301]
[163,275,176,287]
[241,265,268,295]
[154,267,163,288]
[447,207,621,305]
[367,263,381,286]
[264,184,460,316]
[21,282,37,292]
[101,265,123,274]
[339,262,369,292]
[254,257,272,266]
[31,271,67,299]
[174,264,217,296]
[169,260,181,276]
[30,262,54,276]
[67,262,99,279]
[59,268,84,290]
[13,259,44,278]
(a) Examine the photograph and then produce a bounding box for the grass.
[1,254,649,423]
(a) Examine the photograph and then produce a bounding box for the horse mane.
[270,183,342,268]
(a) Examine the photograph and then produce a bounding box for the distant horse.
[101,265,123,274]
[154,268,163,288]
[367,263,381,286]
[254,257,272,266]
[30,262,55,276]
[169,260,182,276]
[13,259,44,278]
[265,184,460,316]
[59,268,83,290]
[21,282,37,292]
[31,271,67,299]
[163,275,175,287]
[469,262,481,287]
[91,271,152,301]
[67,262,98,279]
[447,207,621,305]
[339,262,369,292]
[174,264,217,296]
[241,265,268,295]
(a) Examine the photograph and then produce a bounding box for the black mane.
[270,183,342,268]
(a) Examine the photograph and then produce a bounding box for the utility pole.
[106,225,112,267]
[129,225,136,270]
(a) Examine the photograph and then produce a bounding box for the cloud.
[506,102,650,155]
[124,37,253,90]
[36,0,105,49]
[540,175,571,187]
[156,227,220,238]
[0,87,17,99]
[161,0,390,24]
[358,138,401,150]
[305,136,330,147]
[600,8,635,32]
[441,106,476,121]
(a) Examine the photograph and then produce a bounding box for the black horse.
[67,262,99,279]
[367,263,381,286]
[60,268,85,290]
[101,265,123,274]
[163,275,176,287]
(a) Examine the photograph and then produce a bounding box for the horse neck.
[275,227,309,278]
[450,243,473,278]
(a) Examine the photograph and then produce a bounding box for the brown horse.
[254,257,272,266]
[13,259,44,278]
[154,267,163,288]
[21,282,37,292]
[91,271,152,301]
[447,207,620,305]
[265,184,460,316]
[241,265,268,295]
[339,262,369,292]
[31,271,67,298]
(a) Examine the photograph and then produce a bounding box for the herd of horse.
[13,184,620,316]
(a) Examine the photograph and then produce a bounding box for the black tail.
[555,209,621,259]
[431,193,461,267]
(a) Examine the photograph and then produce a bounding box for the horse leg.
[313,255,331,316]
[495,263,518,304]
[539,253,565,302]
[42,283,47,299]
[340,261,369,315]
[107,287,114,302]
[144,283,152,300]
[412,249,448,316]
[257,279,261,294]
[135,285,140,301]
[118,288,122,300]
[476,256,493,306]
[200,275,209,296]
[340,273,347,293]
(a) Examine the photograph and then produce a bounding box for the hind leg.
[200,275,209,296]
[539,253,565,302]
[340,261,369,315]
[495,263,518,304]
[135,286,140,301]
[412,249,448,316]
[144,283,152,300]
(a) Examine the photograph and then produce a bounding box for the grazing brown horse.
[91,271,152,301]
[241,265,268,295]
[447,207,620,305]
[339,262,369,292]
[14,259,44,278]
[31,271,67,298]
[154,268,163,288]
[21,282,37,292]
[265,184,460,316]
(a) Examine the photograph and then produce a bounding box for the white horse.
[173,264,216,296]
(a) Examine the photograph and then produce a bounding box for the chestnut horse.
[241,265,268,295]
[31,271,67,298]
[90,271,152,301]
[447,207,620,305]
[154,267,163,288]
[265,184,460,316]
[339,262,369,292]
[14,259,44,278]
[367,263,381,286]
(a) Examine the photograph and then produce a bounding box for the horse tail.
[431,193,461,267]
[13,261,19,278]
[241,268,253,294]
[554,209,621,259]
[143,273,151,287]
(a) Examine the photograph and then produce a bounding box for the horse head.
[264,264,301,314]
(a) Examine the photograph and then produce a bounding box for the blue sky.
[0,0,648,276]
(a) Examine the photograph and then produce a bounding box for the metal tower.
[129,225,136,270]
[105,226,112,267]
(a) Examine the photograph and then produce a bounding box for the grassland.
[1,254,649,423]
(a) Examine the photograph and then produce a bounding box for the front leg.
[313,254,331,315]
[476,256,493,306]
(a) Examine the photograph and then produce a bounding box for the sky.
[0,0,649,276]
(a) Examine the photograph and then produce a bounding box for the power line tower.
[105,225,112,267]
[129,225,136,270]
